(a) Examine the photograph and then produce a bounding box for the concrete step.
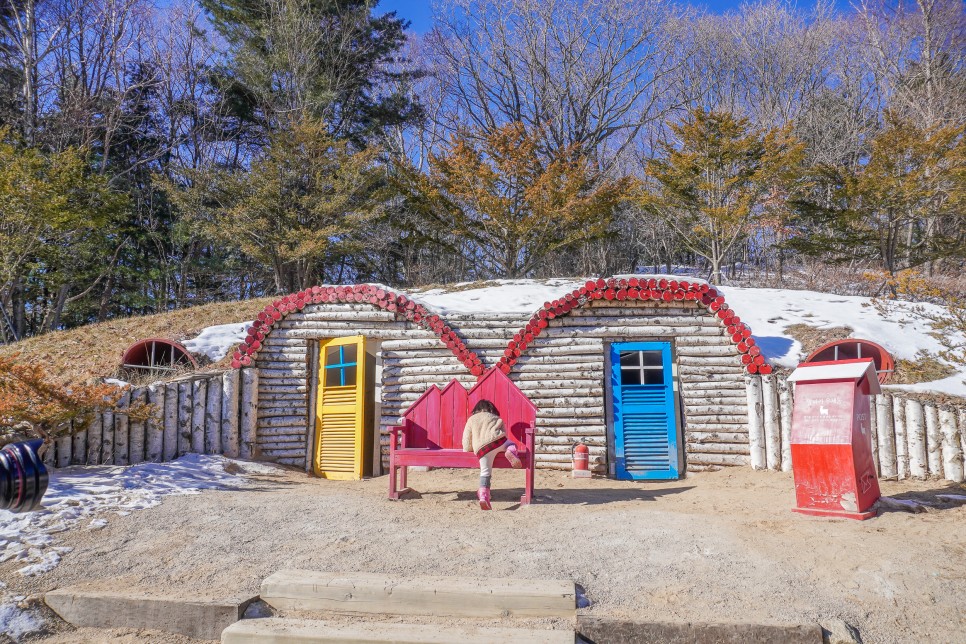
[44,586,258,640]
[260,570,576,618]
[221,618,575,643]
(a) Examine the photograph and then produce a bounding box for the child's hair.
[471,399,499,416]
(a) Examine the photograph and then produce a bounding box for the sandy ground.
[5,466,966,644]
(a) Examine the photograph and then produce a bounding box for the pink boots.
[505,443,523,469]
[477,487,492,510]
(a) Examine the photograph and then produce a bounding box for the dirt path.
[7,466,966,644]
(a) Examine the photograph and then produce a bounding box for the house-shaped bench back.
[400,368,537,450]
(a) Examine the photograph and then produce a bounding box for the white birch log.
[258,414,306,434]
[191,379,207,454]
[905,399,927,479]
[260,385,308,395]
[299,310,398,322]
[56,432,72,468]
[894,396,908,479]
[258,406,308,419]
[761,375,781,471]
[204,379,222,454]
[678,356,746,368]
[259,376,306,388]
[221,369,241,457]
[684,453,749,467]
[744,376,766,470]
[687,431,749,443]
[939,407,964,483]
[686,414,750,424]
[100,410,114,465]
[86,416,102,465]
[680,422,749,431]
[675,345,741,357]
[537,435,607,447]
[177,380,193,457]
[258,426,310,438]
[779,379,793,472]
[146,384,164,462]
[128,388,146,465]
[114,391,131,466]
[162,382,179,461]
[875,394,897,479]
[259,368,309,379]
[924,404,943,478]
[240,368,259,459]
[538,427,608,437]
[680,382,749,392]
[680,372,747,383]
[681,404,749,415]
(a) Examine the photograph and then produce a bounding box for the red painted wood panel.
[403,385,441,449]
[439,380,469,450]
[468,368,536,447]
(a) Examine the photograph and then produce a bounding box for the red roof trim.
[495,276,768,376]
[230,285,485,376]
[234,277,765,378]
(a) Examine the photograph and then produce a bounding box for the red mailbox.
[787,358,881,520]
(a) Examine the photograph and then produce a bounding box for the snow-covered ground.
[0,455,284,640]
[0,454,280,577]
[183,321,252,361]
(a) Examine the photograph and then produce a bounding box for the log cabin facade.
[232,276,767,479]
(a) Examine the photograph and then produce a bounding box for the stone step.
[260,570,575,618]
[222,618,575,643]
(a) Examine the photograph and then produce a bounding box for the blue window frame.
[610,341,679,480]
[324,344,358,387]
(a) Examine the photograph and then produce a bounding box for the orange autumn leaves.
[0,355,152,444]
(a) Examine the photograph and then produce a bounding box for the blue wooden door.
[611,342,679,480]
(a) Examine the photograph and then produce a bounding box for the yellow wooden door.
[315,335,366,479]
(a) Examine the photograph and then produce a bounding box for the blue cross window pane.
[324,344,358,387]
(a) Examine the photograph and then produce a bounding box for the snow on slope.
[717,287,952,366]
[408,278,965,396]
[182,321,252,361]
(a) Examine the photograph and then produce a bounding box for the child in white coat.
[462,399,522,510]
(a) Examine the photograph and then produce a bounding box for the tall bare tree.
[427,0,690,175]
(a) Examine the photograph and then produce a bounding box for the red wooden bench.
[388,368,537,504]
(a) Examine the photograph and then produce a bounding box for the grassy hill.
[0,297,273,384]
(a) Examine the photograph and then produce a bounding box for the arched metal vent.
[122,339,199,377]
[804,339,895,384]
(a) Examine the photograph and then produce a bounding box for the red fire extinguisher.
[572,443,590,478]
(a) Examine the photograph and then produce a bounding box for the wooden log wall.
[47,369,258,468]
[745,375,966,482]
[503,300,750,474]
[250,296,752,475]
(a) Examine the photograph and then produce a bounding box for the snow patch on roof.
[410,279,587,315]
[183,321,251,361]
[718,286,954,366]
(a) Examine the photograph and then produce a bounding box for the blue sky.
[377,0,854,33]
